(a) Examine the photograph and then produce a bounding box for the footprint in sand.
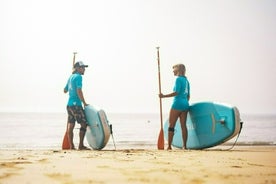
[37,158,49,163]
[45,173,71,182]
[0,161,32,180]
[0,172,19,180]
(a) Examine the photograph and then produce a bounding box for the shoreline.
[0,142,275,151]
[1,146,275,184]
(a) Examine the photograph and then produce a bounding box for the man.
[64,61,90,150]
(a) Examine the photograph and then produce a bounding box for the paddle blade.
[157,129,165,150]
[62,132,70,150]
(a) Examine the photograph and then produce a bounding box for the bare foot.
[78,146,90,150]
[70,144,75,150]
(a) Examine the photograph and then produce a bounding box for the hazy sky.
[0,0,275,114]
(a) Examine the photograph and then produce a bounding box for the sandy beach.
[0,146,275,184]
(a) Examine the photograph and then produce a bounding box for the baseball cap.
[74,61,88,68]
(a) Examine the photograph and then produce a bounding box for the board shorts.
[171,99,189,111]
[67,106,87,124]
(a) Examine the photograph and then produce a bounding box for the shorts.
[67,106,87,124]
[171,99,189,111]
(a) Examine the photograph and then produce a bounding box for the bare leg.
[167,130,174,150]
[167,109,182,150]
[67,122,75,149]
[79,123,89,150]
[179,111,188,149]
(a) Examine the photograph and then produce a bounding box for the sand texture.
[0,146,275,184]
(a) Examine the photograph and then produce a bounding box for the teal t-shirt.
[173,76,190,99]
[64,72,83,106]
[172,76,190,111]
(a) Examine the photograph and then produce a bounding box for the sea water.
[0,112,275,150]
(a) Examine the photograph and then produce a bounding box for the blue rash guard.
[171,76,190,111]
[64,72,83,106]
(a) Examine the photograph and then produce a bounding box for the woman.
[159,64,190,150]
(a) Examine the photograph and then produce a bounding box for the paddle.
[72,52,77,69]
[62,52,77,150]
[62,129,70,149]
[156,47,164,150]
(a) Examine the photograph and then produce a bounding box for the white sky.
[0,0,275,114]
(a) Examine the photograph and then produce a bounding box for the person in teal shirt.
[64,61,90,150]
[159,64,190,150]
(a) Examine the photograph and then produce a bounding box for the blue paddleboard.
[164,102,241,149]
[85,105,110,150]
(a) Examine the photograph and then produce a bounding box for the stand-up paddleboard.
[164,102,241,149]
[85,105,111,150]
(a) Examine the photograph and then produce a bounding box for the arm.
[159,92,178,98]
[64,82,68,93]
[77,88,88,106]
[159,77,179,98]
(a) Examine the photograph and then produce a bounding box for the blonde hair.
[173,64,186,76]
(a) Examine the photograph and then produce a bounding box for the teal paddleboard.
[164,102,241,149]
[85,105,110,150]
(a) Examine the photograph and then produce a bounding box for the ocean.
[0,112,275,150]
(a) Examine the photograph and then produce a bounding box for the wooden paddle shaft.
[156,47,163,128]
[73,52,77,68]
